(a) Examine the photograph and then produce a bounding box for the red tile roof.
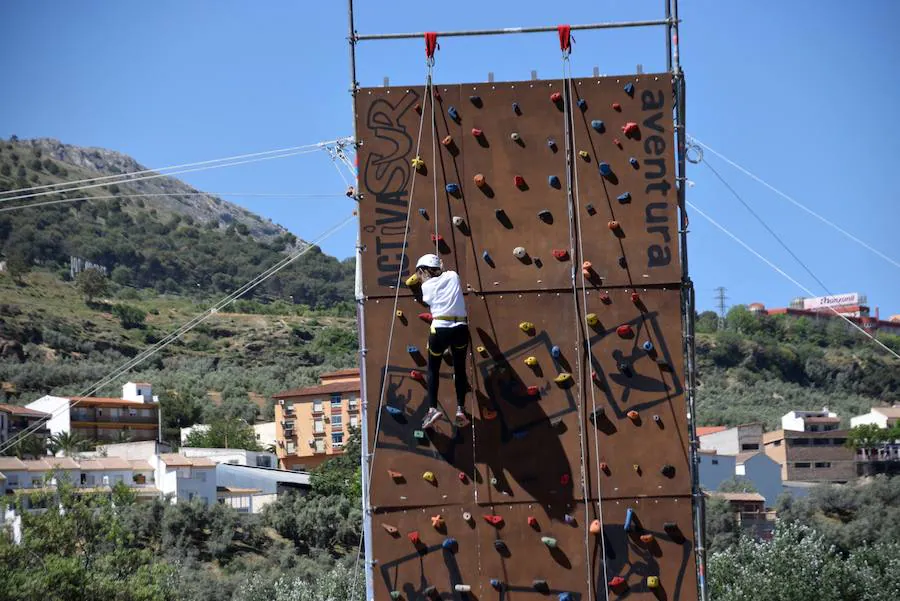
[322,368,360,378]
[274,380,360,399]
[0,403,49,418]
[697,426,728,436]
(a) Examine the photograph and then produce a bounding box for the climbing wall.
[357,74,697,601]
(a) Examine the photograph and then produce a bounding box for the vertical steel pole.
[348,3,375,601]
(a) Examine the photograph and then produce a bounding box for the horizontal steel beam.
[355,19,675,42]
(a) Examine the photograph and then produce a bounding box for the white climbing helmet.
[416,253,442,270]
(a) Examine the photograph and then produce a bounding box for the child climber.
[412,253,470,429]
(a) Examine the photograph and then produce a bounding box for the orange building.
[272,368,361,471]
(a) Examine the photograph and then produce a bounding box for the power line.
[0,213,357,455]
[689,135,900,271]
[687,201,900,362]
[0,137,353,200]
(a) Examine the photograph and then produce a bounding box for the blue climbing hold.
[482,251,492,262]
[624,508,636,532]
[599,162,612,176]
[386,406,402,416]
[585,204,596,215]
[512,102,520,114]
[643,341,654,352]
[591,120,605,132]
[418,208,427,216]
[448,106,459,121]
[490,580,503,591]
[442,537,457,550]
[551,345,561,358]
[548,175,560,188]
[407,345,419,353]
[617,192,632,204]
[559,593,574,601]
[445,183,460,194]
[629,157,639,168]
[577,98,587,110]
[624,82,635,96]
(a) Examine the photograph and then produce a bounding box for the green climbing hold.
[541,536,558,548]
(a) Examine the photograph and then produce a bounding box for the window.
[833,438,847,446]
[772,440,782,447]
[7,475,18,487]
[792,438,809,446]
[813,438,829,446]
[129,407,137,416]
[315,439,325,452]
[286,442,296,454]
[330,395,342,411]
[331,414,342,427]
[825,424,837,431]
[332,432,344,447]
[312,400,323,413]
[808,425,819,432]
[314,421,325,434]
[741,443,759,451]
[350,416,359,428]
[196,471,207,482]
[814,462,831,468]
[188,492,195,501]
[795,462,811,468]
[348,398,359,411]
[711,459,719,465]
[32,478,42,487]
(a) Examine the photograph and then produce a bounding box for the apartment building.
[0,403,50,448]
[155,454,217,505]
[273,368,361,471]
[782,408,840,432]
[850,406,900,429]
[763,428,855,482]
[27,382,159,444]
[699,423,764,455]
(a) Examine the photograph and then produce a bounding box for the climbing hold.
[591,119,605,132]
[471,128,483,137]
[433,89,441,100]
[599,162,612,176]
[424,586,437,598]
[454,585,471,593]
[647,576,660,589]
[554,372,573,384]
[452,216,465,228]
[631,291,641,303]
[527,516,539,528]
[482,251,492,263]
[457,472,467,483]
[483,514,504,526]
[462,512,473,523]
[618,256,628,268]
[445,183,460,195]
[622,122,639,137]
[533,580,549,593]
[388,469,403,480]
[560,473,570,485]
[447,106,459,121]
[413,430,425,439]
[613,137,622,148]
[418,312,433,323]
[538,209,552,222]
[661,464,676,478]
[410,370,425,382]
[612,102,621,111]
[524,356,538,367]
[607,220,620,232]
[490,477,498,485]
[390,591,401,600]
[609,576,626,589]
[411,156,425,171]
[519,321,535,334]
[550,91,562,103]
[633,464,642,473]
[470,95,481,105]
[616,324,634,338]
[541,536,558,548]
[585,313,599,326]
[430,233,442,243]
[493,539,507,552]
[490,579,504,591]
[581,261,593,277]
[627,410,639,421]
[406,274,421,287]
[408,531,421,544]
[578,150,590,160]
[482,408,497,420]
[527,385,540,396]
[559,593,574,601]
[586,203,596,215]
[418,208,427,217]
[552,249,569,261]
[407,345,419,354]
[510,132,520,142]
[474,173,486,188]
[430,515,445,530]
[414,103,421,113]
[395,309,404,318]
[422,471,436,484]
[629,157,639,168]
[641,533,656,544]
[441,135,453,147]
[590,519,601,534]
[476,345,486,354]
[577,98,587,111]
[642,341,654,352]
[513,246,527,259]
[624,508,636,532]
[512,102,520,114]
[514,175,526,188]
[551,345,561,358]
[564,514,576,525]
[386,406,402,417]
[547,138,556,149]
[548,175,560,187]
[599,462,609,471]
[653,415,662,424]
[617,192,632,204]
[600,292,611,303]
[624,82,635,96]
[382,523,399,535]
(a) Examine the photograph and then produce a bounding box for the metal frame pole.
[356,19,673,41]
[348,3,376,601]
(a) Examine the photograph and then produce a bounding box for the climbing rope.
[563,46,612,601]
[428,57,440,255]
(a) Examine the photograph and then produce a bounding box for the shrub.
[112,304,147,329]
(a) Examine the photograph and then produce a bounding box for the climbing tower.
[349,4,703,601]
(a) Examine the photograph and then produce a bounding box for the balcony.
[71,412,157,425]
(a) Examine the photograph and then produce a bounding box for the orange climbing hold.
[627,410,639,421]
[431,515,445,529]
[418,312,433,323]
[550,91,562,103]
[483,514,504,526]
[582,261,593,276]
[609,576,626,589]
[382,523,399,535]
[410,370,426,382]
[640,533,655,544]
[474,173,486,188]
[589,520,601,534]
[388,470,403,480]
[441,135,453,146]
[408,531,421,544]
[608,220,620,231]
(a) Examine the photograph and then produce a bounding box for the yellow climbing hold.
[422,471,436,483]
[519,321,535,333]
[585,313,599,326]
[578,150,589,159]
[396,310,404,318]
[554,373,573,384]
[647,576,660,589]
[524,356,538,367]
[411,156,425,171]
[406,273,421,287]
[476,345,487,355]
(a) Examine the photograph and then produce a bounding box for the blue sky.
[1,1,898,316]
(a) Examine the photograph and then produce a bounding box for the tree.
[309,428,361,500]
[718,476,758,493]
[2,433,47,459]
[48,431,91,456]
[183,417,261,450]
[846,424,885,460]
[5,249,31,283]
[75,268,108,303]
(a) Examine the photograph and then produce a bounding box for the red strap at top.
[425,32,438,58]
[558,25,571,52]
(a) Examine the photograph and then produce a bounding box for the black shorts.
[427,325,469,357]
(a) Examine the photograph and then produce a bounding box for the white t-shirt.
[421,270,467,328]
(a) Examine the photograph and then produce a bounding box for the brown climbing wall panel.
[357,74,697,601]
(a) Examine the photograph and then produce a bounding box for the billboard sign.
[803,293,861,310]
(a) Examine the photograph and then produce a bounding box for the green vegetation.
[183,418,262,451]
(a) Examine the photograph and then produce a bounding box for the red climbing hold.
[418,312,433,323]
[617,324,634,338]
[600,462,609,472]
[622,122,639,137]
[433,89,441,100]
[527,385,540,396]
[514,175,526,188]
[431,233,443,243]
[441,135,453,147]
[552,249,569,261]
[612,103,622,111]
[631,292,641,303]
[613,138,623,148]
[550,91,562,103]
[557,25,571,53]
[424,32,438,59]
[409,370,426,382]
[471,128,483,137]
[408,531,421,544]
[458,472,468,483]
[527,516,539,528]
[483,514,504,526]
[600,293,611,304]
[609,576,626,589]
[560,473,570,485]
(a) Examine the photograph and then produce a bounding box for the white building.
[850,407,900,429]
[154,454,216,505]
[180,447,277,468]
[735,452,783,507]
[180,424,210,444]
[782,408,840,433]
[0,457,80,491]
[253,422,277,450]
[697,450,736,492]
[699,424,763,455]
